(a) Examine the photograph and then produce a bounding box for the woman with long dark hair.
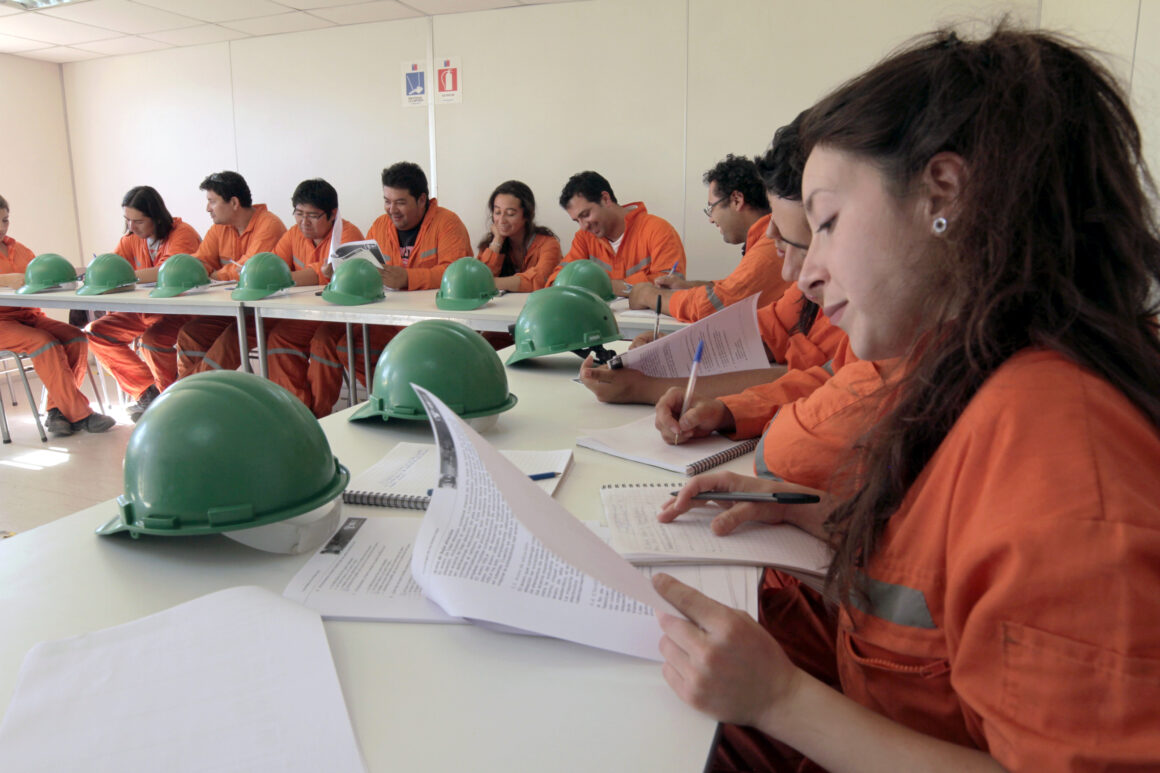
[656,27,1160,771]
[476,180,560,292]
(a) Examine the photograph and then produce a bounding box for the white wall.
[7,0,1156,276]
[0,52,80,260]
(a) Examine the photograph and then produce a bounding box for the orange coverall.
[264,219,363,416]
[303,201,473,417]
[178,206,286,376]
[668,215,790,323]
[719,284,856,439]
[550,202,686,285]
[86,218,201,398]
[0,238,93,422]
[477,232,563,292]
[733,350,1160,770]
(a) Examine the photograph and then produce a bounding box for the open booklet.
[282,515,758,625]
[328,239,387,271]
[600,483,830,583]
[611,294,768,377]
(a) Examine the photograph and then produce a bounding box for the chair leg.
[86,358,107,415]
[4,368,14,406]
[0,391,10,443]
[15,357,47,443]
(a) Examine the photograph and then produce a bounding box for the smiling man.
[301,162,472,417]
[628,154,790,320]
[551,171,685,297]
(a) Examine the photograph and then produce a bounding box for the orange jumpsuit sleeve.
[754,359,893,486]
[833,351,1160,769]
[1,238,36,274]
[273,229,295,266]
[668,239,789,323]
[160,220,202,264]
[216,209,288,281]
[113,234,139,266]
[192,226,224,274]
[404,205,472,291]
[626,213,685,283]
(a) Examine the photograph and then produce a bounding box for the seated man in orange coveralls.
[176,171,286,376]
[627,154,789,321]
[0,194,114,436]
[264,178,362,417]
[654,27,1160,772]
[551,171,686,295]
[85,185,201,421]
[303,161,472,414]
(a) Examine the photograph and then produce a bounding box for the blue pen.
[679,340,704,418]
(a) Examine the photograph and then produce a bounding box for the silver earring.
[932,216,948,234]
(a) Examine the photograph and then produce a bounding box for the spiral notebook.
[343,442,572,510]
[576,414,758,475]
[600,482,830,583]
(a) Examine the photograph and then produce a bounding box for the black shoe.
[45,408,75,437]
[128,385,161,423]
[71,412,116,434]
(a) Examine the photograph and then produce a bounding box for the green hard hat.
[552,260,617,301]
[435,257,497,311]
[77,252,137,296]
[98,370,349,548]
[150,253,210,298]
[321,259,385,306]
[232,252,293,300]
[17,253,78,294]
[506,285,621,365]
[350,319,517,422]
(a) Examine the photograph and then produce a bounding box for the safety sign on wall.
[402,61,427,107]
[436,57,462,104]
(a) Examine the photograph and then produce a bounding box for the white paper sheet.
[576,414,758,475]
[0,586,364,773]
[614,294,767,377]
[284,515,760,624]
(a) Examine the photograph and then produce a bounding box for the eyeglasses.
[292,209,328,222]
[703,195,729,218]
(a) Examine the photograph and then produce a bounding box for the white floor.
[0,361,131,538]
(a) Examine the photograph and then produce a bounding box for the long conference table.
[0,349,750,771]
[0,283,685,373]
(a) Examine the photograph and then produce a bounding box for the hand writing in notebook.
[660,470,830,539]
[655,388,734,446]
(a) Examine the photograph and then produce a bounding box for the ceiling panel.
[132,0,292,24]
[0,12,121,44]
[0,31,50,51]
[221,10,334,35]
[73,34,171,54]
[140,22,248,46]
[275,0,378,8]
[20,45,102,62]
[308,1,421,25]
[39,0,200,34]
[402,0,518,13]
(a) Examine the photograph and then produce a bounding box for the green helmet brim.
[231,287,283,301]
[321,289,383,306]
[435,293,494,311]
[348,392,518,423]
[96,457,350,539]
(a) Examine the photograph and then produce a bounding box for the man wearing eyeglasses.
[551,171,686,297]
[177,170,286,377]
[627,154,790,321]
[264,178,363,416]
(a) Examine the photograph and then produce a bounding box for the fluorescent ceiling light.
[1,0,91,9]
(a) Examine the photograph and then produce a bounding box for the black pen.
[671,491,821,504]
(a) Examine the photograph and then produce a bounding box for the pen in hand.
[678,340,704,418]
[671,491,821,504]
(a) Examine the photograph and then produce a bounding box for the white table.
[0,351,750,772]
